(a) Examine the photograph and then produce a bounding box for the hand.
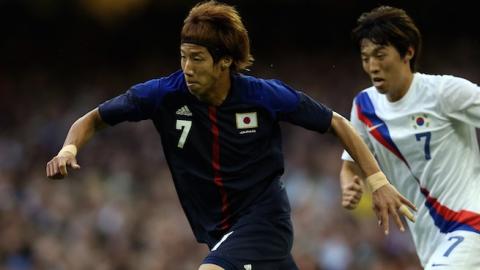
[372,184,417,235]
[341,175,363,210]
[46,151,80,179]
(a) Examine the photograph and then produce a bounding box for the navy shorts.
[202,215,298,270]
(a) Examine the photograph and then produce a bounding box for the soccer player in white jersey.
[340,6,480,269]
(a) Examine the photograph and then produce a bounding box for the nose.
[365,58,380,74]
[183,59,194,77]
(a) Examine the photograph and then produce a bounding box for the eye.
[375,52,386,59]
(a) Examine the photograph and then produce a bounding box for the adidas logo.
[176,105,192,116]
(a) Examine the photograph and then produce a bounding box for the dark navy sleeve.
[260,79,300,114]
[259,79,333,133]
[279,92,333,133]
[98,79,162,126]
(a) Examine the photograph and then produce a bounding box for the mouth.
[372,77,385,87]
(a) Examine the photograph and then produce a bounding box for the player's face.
[360,39,413,99]
[180,43,223,97]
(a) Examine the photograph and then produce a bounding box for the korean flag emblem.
[236,112,258,129]
[411,113,430,129]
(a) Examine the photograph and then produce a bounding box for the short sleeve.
[279,92,333,133]
[261,79,301,114]
[250,79,331,133]
[439,76,480,127]
[98,79,162,125]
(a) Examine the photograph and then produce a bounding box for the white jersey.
[342,73,480,267]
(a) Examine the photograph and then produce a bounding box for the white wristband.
[366,171,389,192]
[57,144,77,157]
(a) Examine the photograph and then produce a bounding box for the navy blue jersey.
[98,70,332,246]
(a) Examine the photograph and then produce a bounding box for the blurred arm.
[339,160,365,210]
[63,108,107,149]
[46,108,107,179]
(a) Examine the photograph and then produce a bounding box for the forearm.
[330,112,380,176]
[63,108,107,151]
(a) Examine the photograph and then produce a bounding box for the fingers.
[351,176,362,191]
[399,204,415,222]
[341,178,363,209]
[46,160,64,179]
[69,159,81,170]
[52,159,65,179]
[399,195,417,212]
[59,159,68,176]
[372,183,417,235]
[342,196,360,209]
[46,156,80,179]
[380,206,389,235]
[390,205,405,232]
[342,190,361,206]
[372,205,382,227]
[394,189,417,222]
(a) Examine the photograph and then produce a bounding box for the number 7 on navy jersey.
[415,132,431,160]
[176,120,192,148]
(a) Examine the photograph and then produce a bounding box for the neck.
[387,72,414,102]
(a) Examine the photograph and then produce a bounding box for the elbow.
[73,108,106,132]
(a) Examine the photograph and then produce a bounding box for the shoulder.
[414,73,475,92]
[438,74,478,90]
[354,86,378,105]
[234,73,300,112]
[234,73,298,100]
[416,73,479,98]
[130,70,187,98]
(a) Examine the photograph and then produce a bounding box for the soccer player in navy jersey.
[46,1,415,269]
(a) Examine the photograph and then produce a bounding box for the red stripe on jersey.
[356,104,409,165]
[209,106,230,231]
[421,188,480,232]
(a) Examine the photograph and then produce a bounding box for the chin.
[373,83,388,93]
[188,85,207,98]
[187,85,201,94]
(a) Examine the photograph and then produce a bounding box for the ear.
[404,46,415,62]
[220,56,233,70]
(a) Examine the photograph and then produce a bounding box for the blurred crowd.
[1,1,479,268]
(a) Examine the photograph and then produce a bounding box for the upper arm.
[248,78,332,132]
[277,90,333,133]
[98,79,163,125]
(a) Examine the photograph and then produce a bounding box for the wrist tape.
[366,171,389,192]
[58,144,77,157]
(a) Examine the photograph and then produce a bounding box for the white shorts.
[424,230,480,270]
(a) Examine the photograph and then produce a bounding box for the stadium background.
[1,0,478,269]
